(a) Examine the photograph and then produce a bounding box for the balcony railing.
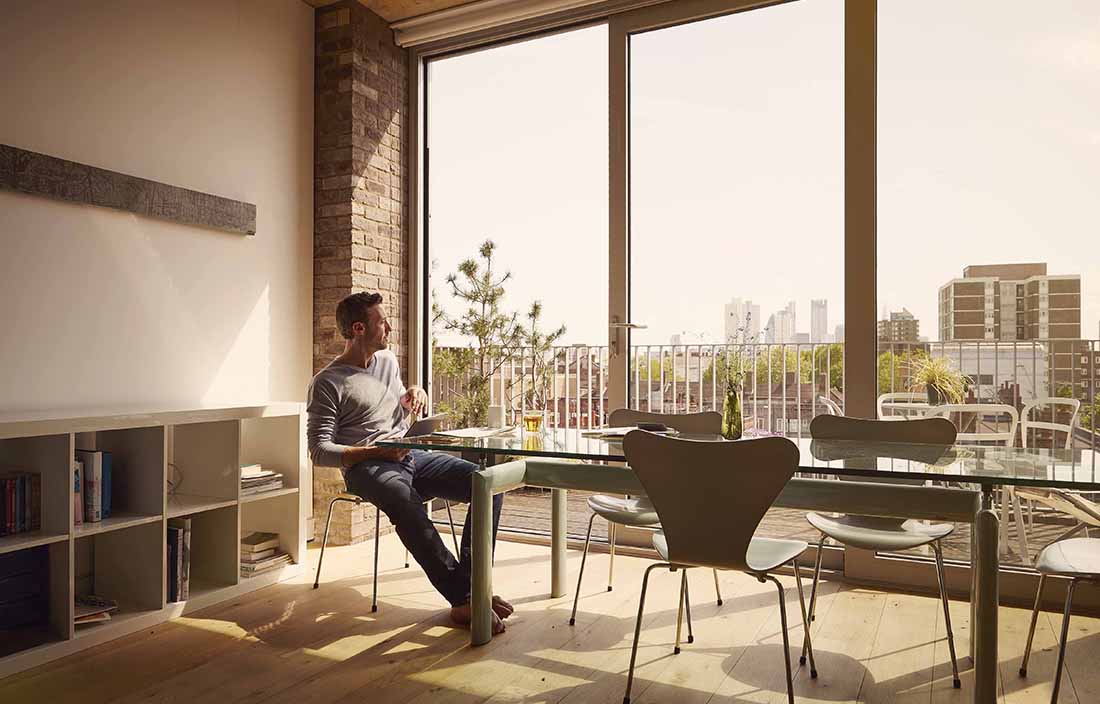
[430,339,1099,449]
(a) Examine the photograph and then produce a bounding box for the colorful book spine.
[73,459,84,527]
[101,452,112,519]
[75,450,103,523]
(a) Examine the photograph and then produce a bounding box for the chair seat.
[807,512,954,551]
[1036,538,1100,578]
[653,531,807,573]
[587,494,659,526]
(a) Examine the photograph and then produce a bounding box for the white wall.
[0,0,314,414]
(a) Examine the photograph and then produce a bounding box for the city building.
[834,324,845,343]
[723,298,761,342]
[938,263,1081,341]
[878,308,920,342]
[766,301,796,344]
[811,299,828,343]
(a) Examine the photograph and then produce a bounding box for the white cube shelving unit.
[0,403,309,677]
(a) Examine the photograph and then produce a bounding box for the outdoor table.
[380,428,1100,704]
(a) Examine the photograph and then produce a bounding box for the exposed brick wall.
[312,1,409,544]
[314,0,408,377]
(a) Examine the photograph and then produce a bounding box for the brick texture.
[312,1,408,544]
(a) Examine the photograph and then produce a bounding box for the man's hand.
[401,386,429,418]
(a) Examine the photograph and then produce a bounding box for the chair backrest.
[1021,398,1080,449]
[810,414,957,445]
[877,392,932,420]
[818,396,843,416]
[623,431,799,571]
[926,403,1019,445]
[608,408,722,435]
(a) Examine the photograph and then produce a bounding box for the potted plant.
[909,355,966,405]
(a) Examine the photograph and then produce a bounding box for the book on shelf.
[74,594,118,625]
[241,531,280,553]
[0,470,42,537]
[240,553,291,578]
[75,450,113,523]
[240,463,265,477]
[240,547,276,563]
[240,470,284,497]
[166,524,187,603]
[168,517,192,601]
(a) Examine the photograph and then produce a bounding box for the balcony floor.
[5,533,1100,703]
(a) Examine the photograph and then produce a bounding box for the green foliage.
[519,301,566,409]
[432,240,524,427]
[909,354,966,404]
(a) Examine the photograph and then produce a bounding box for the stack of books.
[240,464,284,497]
[73,450,112,525]
[167,517,191,602]
[74,594,118,626]
[0,470,41,536]
[240,532,290,578]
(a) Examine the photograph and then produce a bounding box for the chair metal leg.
[371,505,380,612]
[713,568,723,606]
[932,542,960,688]
[607,521,617,591]
[623,563,665,704]
[764,574,796,704]
[684,573,694,645]
[569,512,597,626]
[801,533,826,664]
[794,560,817,677]
[1011,489,1031,565]
[445,500,460,555]
[1052,579,1079,704]
[315,496,360,590]
[1020,573,1047,676]
[674,569,688,654]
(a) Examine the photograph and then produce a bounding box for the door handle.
[609,319,646,356]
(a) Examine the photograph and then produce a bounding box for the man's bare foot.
[449,602,505,634]
[492,595,515,619]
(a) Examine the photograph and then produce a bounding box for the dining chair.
[877,392,933,420]
[805,414,962,688]
[818,395,843,416]
[1020,397,1080,449]
[1019,537,1100,703]
[927,403,1028,561]
[313,476,458,613]
[621,431,816,704]
[568,408,724,627]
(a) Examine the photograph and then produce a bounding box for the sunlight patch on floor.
[174,617,258,641]
[410,659,592,693]
[302,625,411,661]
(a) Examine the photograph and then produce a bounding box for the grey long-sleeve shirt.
[306,350,410,468]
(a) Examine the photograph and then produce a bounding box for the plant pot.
[927,386,943,406]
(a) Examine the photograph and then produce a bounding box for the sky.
[427,0,1100,348]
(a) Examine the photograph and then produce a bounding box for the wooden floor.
[4,534,1100,703]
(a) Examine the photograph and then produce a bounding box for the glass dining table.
[379,428,1100,704]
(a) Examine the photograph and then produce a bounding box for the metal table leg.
[974,487,1000,703]
[471,453,494,646]
[551,488,568,598]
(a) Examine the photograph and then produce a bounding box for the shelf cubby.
[0,433,73,550]
[0,542,70,657]
[73,520,164,637]
[74,426,166,526]
[241,489,301,568]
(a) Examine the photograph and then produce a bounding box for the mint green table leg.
[471,470,494,645]
[551,489,568,598]
[974,502,1000,703]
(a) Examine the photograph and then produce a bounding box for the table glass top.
[378,428,1100,490]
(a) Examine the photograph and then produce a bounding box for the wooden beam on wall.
[0,144,256,236]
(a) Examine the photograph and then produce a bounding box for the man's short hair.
[336,292,383,340]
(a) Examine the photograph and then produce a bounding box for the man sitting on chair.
[307,291,511,633]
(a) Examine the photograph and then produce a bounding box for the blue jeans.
[344,450,503,607]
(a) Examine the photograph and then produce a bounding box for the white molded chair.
[927,403,1028,561]
[1021,398,1080,449]
[877,392,932,420]
[1020,537,1100,703]
[818,395,843,416]
[569,409,724,626]
[805,414,962,689]
[621,431,816,704]
[313,476,458,613]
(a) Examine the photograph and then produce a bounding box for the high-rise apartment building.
[938,263,1081,341]
[833,324,845,343]
[724,298,761,342]
[878,308,920,342]
[810,299,828,343]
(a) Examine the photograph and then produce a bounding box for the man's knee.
[346,461,419,514]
